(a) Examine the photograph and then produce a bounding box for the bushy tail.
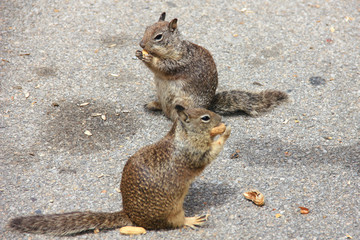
[8,210,132,236]
[209,90,288,116]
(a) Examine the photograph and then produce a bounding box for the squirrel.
[8,105,231,236]
[136,12,289,121]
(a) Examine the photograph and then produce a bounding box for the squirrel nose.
[139,41,145,48]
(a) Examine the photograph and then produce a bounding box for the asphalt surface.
[1,1,359,239]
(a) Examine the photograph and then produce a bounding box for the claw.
[184,214,210,229]
[142,54,153,63]
[135,50,143,60]
[198,214,208,221]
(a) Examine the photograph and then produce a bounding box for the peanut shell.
[119,226,146,235]
[210,123,226,136]
[243,190,265,206]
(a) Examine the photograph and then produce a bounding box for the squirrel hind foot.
[184,214,209,229]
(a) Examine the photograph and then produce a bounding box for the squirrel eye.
[154,34,163,41]
[200,115,211,123]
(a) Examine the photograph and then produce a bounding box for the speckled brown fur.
[8,106,231,235]
[136,12,288,121]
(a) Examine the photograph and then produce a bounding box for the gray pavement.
[1,1,359,239]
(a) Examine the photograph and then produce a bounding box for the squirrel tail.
[209,90,288,116]
[8,210,132,236]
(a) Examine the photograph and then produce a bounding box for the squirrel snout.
[139,41,145,48]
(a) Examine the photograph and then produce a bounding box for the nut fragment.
[119,226,146,235]
[230,149,240,159]
[243,190,265,206]
[142,50,149,56]
[79,102,90,107]
[299,207,310,214]
[91,113,102,117]
[210,123,226,136]
[84,130,92,136]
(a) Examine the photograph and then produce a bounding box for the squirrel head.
[139,12,182,60]
[175,105,222,139]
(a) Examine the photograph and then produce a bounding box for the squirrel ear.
[175,105,189,123]
[159,12,166,21]
[169,19,178,32]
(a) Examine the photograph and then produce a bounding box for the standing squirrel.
[136,12,288,121]
[8,106,231,236]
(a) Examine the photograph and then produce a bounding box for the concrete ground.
[1,1,359,239]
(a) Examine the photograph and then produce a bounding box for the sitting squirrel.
[8,106,231,236]
[136,12,288,121]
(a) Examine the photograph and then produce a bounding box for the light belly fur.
[154,76,190,113]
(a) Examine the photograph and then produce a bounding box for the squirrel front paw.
[135,50,153,63]
[222,125,231,140]
[135,50,143,60]
[142,53,153,63]
[211,125,231,151]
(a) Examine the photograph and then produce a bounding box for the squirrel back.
[8,106,231,235]
[136,12,288,121]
